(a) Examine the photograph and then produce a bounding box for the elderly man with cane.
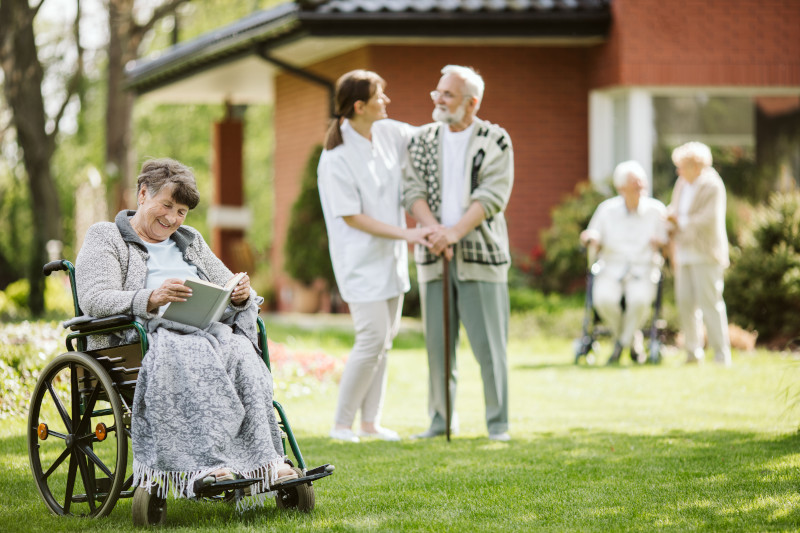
[403,65,514,442]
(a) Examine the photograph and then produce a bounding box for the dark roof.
[297,0,611,37]
[127,0,611,95]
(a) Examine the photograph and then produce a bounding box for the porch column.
[209,105,252,274]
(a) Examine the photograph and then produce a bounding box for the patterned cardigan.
[402,117,514,284]
[75,210,246,347]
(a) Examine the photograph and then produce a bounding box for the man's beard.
[432,101,467,125]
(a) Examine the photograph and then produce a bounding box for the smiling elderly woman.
[75,158,296,504]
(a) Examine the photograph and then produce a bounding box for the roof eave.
[297,10,611,38]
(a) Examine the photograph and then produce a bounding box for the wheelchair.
[573,259,666,365]
[28,260,333,525]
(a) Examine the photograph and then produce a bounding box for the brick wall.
[590,0,800,88]
[272,44,590,308]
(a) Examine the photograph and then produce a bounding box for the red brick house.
[127,0,800,311]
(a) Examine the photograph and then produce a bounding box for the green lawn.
[2,315,799,532]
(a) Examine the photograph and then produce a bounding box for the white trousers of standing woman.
[333,295,403,428]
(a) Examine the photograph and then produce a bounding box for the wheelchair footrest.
[194,476,262,497]
[276,464,335,489]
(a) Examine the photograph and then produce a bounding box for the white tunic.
[318,119,415,303]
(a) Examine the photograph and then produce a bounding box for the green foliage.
[725,191,800,341]
[283,145,335,288]
[0,276,76,321]
[529,182,607,293]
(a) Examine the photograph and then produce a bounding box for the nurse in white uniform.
[318,70,433,442]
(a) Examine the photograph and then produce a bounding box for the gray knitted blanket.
[131,299,285,503]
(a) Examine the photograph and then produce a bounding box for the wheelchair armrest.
[69,314,136,333]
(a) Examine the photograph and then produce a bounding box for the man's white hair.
[441,65,485,108]
[612,160,648,190]
[671,141,713,168]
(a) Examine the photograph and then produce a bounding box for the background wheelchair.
[28,260,333,525]
[573,258,666,365]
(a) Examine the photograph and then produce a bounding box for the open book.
[160,272,246,328]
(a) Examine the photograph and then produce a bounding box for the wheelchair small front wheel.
[132,486,167,526]
[275,467,314,512]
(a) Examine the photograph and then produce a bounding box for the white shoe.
[329,427,360,442]
[489,432,511,442]
[358,426,401,441]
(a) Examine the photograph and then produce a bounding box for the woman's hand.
[230,273,251,305]
[148,278,192,312]
[405,226,435,247]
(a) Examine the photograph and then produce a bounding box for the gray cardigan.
[75,211,246,344]
[402,117,514,283]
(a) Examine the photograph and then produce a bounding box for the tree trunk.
[106,0,139,215]
[0,0,64,315]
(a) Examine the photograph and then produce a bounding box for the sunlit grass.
[2,314,800,531]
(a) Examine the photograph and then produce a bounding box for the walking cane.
[442,253,451,442]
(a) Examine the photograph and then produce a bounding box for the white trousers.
[333,296,402,427]
[675,262,731,363]
[592,272,657,348]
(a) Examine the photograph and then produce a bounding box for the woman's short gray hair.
[441,65,485,106]
[671,141,713,168]
[136,158,200,209]
[612,160,648,190]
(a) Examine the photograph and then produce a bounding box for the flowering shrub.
[266,339,345,398]
[0,321,66,419]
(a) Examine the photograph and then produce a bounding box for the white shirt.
[440,123,475,227]
[586,195,667,280]
[318,119,416,303]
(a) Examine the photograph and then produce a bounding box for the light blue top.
[144,239,198,313]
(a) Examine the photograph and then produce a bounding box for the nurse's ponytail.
[324,70,385,151]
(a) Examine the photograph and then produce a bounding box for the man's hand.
[429,227,459,257]
[148,278,192,312]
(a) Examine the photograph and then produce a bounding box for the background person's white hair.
[671,141,713,168]
[612,160,648,191]
[441,65,485,109]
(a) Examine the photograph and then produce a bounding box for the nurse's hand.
[405,226,435,247]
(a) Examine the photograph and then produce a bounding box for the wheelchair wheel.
[28,352,128,518]
[132,486,167,526]
[275,467,314,512]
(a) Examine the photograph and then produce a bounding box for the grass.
[2,314,800,532]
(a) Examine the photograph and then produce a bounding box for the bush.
[529,182,607,293]
[725,191,800,342]
[283,145,336,289]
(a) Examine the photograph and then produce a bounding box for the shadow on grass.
[6,429,800,531]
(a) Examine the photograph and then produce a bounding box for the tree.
[0,0,84,314]
[105,0,189,214]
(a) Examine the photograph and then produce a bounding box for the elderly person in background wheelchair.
[580,161,668,364]
[75,158,296,503]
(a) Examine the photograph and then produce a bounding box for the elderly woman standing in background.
[667,142,732,366]
[76,158,296,504]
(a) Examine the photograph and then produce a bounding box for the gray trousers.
[419,259,509,435]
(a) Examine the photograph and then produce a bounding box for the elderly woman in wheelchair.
[30,158,332,524]
[579,160,668,365]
